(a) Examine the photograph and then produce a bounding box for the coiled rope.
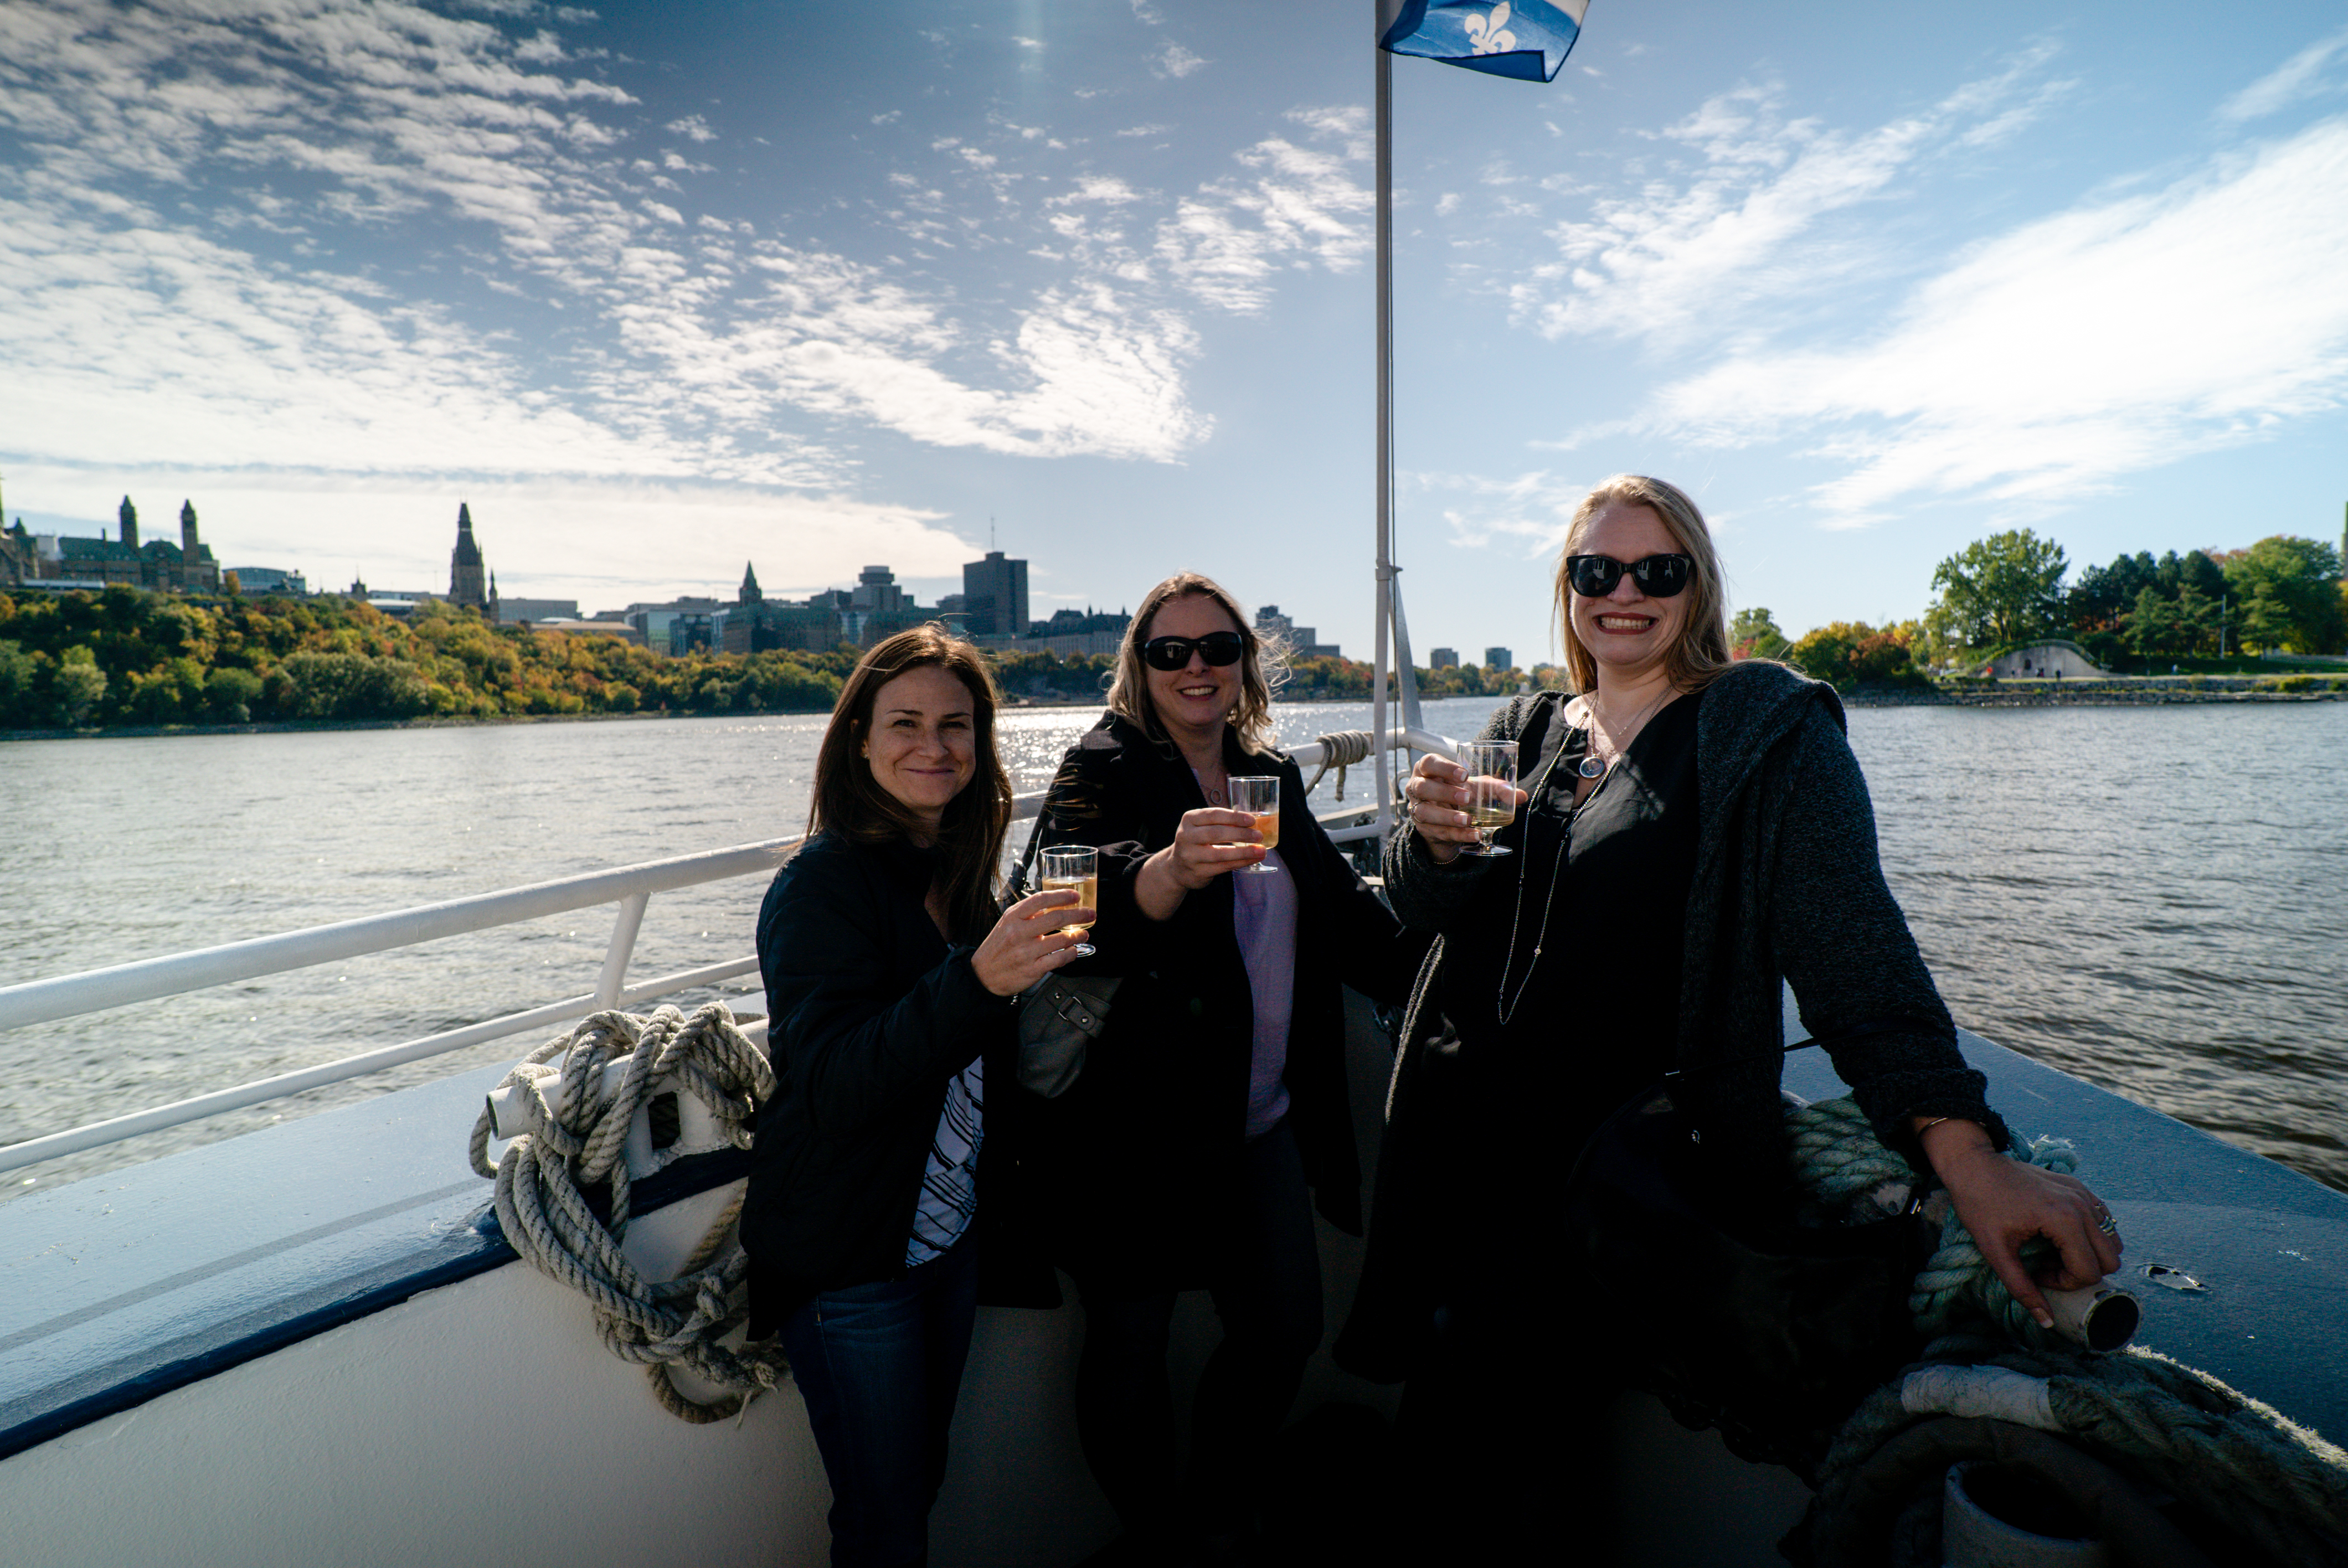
[1301,729,1374,803]
[1786,1095,2348,1565]
[468,1002,787,1424]
[1785,1094,2081,1347]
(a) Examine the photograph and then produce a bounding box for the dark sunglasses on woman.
[1565,553,1694,599]
[1142,632,1247,670]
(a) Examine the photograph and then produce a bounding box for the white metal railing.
[0,728,1455,1175]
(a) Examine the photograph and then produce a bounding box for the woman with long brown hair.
[740,625,1084,1568]
[1019,572,1418,1561]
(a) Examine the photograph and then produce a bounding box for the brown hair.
[1105,572,1283,755]
[1551,474,1734,695]
[810,625,1012,939]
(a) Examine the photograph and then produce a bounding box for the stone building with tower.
[8,495,220,594]
[449,504,489,612]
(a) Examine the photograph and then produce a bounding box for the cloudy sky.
[4,0,2347,663]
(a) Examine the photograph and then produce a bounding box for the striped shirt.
[904,1055,984,1267]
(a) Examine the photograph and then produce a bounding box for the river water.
[3,696,2343,1200]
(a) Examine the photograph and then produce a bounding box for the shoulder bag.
[1007,807,1119,1098]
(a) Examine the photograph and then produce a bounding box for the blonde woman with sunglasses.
[1000,571,1419,1562]
[1336,474,2121,1556]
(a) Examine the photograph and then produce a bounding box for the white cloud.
[1619,117,2348,527]
[2217,28,2348,123]
[1511,53,2066,345]
[1155,110,1371,313]
[1412,470,1581,556]
[1154,42,1206,80]
[0,0,1224,492]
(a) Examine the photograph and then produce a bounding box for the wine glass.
[1455,741,1518,858]
[1037,845,1098,957]
[1228,776,1280,874]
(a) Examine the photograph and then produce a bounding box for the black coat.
[1010,711,1419,1292]
[1335,663,2008,1380]
[740,829,1018,1335]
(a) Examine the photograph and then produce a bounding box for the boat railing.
[0,726,1455,1176]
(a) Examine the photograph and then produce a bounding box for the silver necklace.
[1578,684,1675,778]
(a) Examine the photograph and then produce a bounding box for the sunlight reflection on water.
[4,695,2341,1198]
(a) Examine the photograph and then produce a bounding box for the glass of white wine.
[1228,776,1280,874]
[1455,740,1519,858]
[1038,845,1098,956]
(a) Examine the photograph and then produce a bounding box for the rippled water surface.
[4,697,2342,1198]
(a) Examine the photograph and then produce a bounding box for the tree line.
[1730,526,2347,690]
[0,586,857,730]
[1,586,1542,733]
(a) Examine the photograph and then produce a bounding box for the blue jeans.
[777,1231,980,1568]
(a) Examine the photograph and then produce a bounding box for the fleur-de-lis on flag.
[1463,3,1517,56]
[1379,0,1586,83]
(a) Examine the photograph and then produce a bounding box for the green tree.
[1785,621,1923,690]
[56,647,107,725]
[0,638,35,726]
[1929,529,2069,648]
[1729,607,1791,661]
[2220,535,2347,653]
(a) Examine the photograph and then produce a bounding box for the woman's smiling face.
[1142,592,1244,745]
[1566,500,1690,685]
[861,663,976,834]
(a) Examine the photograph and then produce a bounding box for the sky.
[4,0,2347,665]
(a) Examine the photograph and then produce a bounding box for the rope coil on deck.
[1301,729,1375,802]
[1785,1095,2348,1565]
[468,1003,786,1424]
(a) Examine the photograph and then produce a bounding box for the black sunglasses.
[1141,632,1247,671]
[1564,553,1694,599]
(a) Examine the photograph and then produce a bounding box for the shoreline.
[8,680,2342,742]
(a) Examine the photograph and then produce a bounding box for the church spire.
[449,501,487,610]
[740,561,763,605]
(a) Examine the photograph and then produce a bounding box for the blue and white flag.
[1379,0,1587,83]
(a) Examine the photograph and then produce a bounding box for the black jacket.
[740,829,1017,1335]
[1013,711,1419,1291]
[1337,662,2007,1379]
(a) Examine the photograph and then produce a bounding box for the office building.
[961,551,1028,639]
[1484,646,1514,671]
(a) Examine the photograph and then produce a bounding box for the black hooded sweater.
[1333,659,2009,1380]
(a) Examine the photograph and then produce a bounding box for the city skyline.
[6,3,2348,661]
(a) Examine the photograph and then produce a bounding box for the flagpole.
[1372,4,1396,843]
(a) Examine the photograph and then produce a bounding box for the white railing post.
[596,893,651,1008]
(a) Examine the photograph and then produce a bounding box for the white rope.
[468,1003,786,1424]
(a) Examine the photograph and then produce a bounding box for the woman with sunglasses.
[740,626,1087,1568]
[1335,475,2121,1554]
[1012,572,1416,1561]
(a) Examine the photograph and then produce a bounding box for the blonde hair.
[1552,474,1734,695]
[1106,572,1283,755]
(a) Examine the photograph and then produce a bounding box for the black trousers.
[1070,1120,1325,1542]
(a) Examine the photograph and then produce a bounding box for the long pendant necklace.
[1494,685,1677,1024]
[1495,726,1597,1027]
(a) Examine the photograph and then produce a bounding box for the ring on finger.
[2094,1208,2119,1235]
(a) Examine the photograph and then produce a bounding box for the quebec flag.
[1379,0,1587,83]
